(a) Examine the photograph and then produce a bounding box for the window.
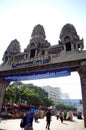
[30,49,35,57]
[65,42,71,51]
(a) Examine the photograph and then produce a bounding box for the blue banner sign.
[3,68,71,82]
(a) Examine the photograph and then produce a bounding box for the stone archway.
[0,23,86,127]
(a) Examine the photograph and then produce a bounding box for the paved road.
[0,116,86,130]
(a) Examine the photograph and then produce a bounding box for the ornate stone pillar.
[78,61,86,128]
[0,77,10,114]
[64,44,66,52]
[35,49,38,56]
[71,42,74,51]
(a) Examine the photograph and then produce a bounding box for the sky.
[0,0,86,99]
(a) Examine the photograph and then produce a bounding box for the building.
[43,86,62,104]
[60,99,83,110]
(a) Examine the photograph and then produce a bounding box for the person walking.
[59,110,64,123]
[46,110,51,130]
[24,109,35,130]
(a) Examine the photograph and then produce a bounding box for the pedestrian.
[24,109,35,130]
[59,110,64,123]
[34,110,39,122]
[46,110,51,130]
[64,110,67,120]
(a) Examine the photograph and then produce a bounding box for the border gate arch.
[0,23,86,127]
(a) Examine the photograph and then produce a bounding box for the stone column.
[71,42,74,51]
[78,61,86,128]
[64,44,66,52]
[35,49,38,56]
[0,77,10,114]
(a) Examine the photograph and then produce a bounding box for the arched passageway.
[0,23,86,127]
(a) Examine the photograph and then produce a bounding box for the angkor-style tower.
[24,24,50,58]
[2,39,21,64]
[59,23,84,52]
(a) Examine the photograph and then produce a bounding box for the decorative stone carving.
[59,23,84,52]
[60,23,78,40]
[24,24,50,57]
[31,24,46,39]
[2,39,21,63]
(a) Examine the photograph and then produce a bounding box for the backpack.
[20,116,27,128]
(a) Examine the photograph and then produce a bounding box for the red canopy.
[13,104,20,108]
[3,102,11,106]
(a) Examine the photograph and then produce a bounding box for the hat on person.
[30,108,36,113]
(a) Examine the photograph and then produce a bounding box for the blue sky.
[0,0,86,99]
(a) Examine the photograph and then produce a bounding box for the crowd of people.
[20,109,76,130]
[1,103,83,130]
[56,110,73,122]
[20,109,52,130]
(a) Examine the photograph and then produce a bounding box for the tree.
[42,97,54,107]
[55,103,77,111]
[4,82,54,107]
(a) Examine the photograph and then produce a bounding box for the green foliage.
[55,103,77,111]
[4,82,54,107]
